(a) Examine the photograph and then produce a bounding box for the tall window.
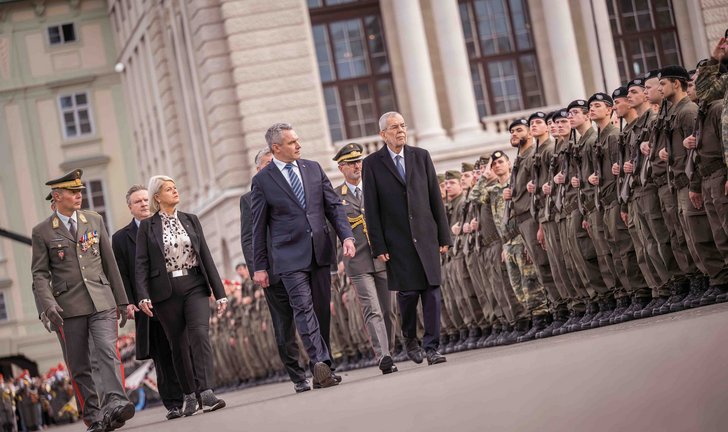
[309,1,397,141]
[607,0,682,83]
[58,92,94,140]
[459,0,545,117]
[81,180,109,229]
[0,292,8,322]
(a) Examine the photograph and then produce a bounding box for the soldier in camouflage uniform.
[484,152,548,343]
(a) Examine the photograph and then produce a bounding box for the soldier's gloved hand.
[117,306,128,328]
[39,312,53,333]
[45,305,64,328]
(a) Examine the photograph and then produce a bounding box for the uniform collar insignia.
[52,217,59,229]
[341,184,348,195]
[78,213,87,224]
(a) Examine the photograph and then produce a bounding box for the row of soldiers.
[0,372,79,432]
[437,61,728,350]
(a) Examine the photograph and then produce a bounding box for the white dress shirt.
[345,181,362,198]
[56,211,78,234]
[272,157,304,190]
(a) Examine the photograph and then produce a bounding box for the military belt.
[481,233,500,248]
[501,230,519,243]
[653,174,668,187]
[563,201,579,214]
[582,197,596,213]
[699,159,725,178]
[515,211,531,225]
[673,173,689,190]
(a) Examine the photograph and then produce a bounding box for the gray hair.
[254,147,272,168]
[378,111,402,131]
[265,123,293,150]
[147,175,175,214]
[125,184,147,205]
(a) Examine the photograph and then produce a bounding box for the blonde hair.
[147,175,175,214]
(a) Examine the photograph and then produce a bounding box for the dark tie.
[69,217,77,241]
[285,163,306,209]
[395,155,406,181]
[354,187,361,200]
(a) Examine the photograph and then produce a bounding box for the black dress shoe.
[378,355,395,374]
[166,407,183,420]
[405,339,424,364]
[313,362,339,388]
[87,421,106,432]
[105,402,135,430]
[426,350,447,365]
[294,380,311,393]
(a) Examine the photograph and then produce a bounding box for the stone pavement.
[56,303,728,432]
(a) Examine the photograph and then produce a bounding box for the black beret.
[643,69,660,80]
[588,92,614,107]
[566,99,588,112]
[545,111,557,122]
[627,77,645,88]
[528,111,547,125]
[490,150,506,163]
[551,109,569,121]
[508,118,529,131]
[658,65,690,81]
[612,86,628,100]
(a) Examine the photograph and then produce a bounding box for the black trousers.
[262,280,307,383]
[148,318,183,409]
[154,273,213,394]
[397,286,442,352]
[279,264,332,370]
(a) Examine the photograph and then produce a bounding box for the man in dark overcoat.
[362,112,452,365]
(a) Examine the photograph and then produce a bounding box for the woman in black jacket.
[135,175,228,416]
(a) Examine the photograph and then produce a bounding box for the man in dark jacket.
[362,112,452,366]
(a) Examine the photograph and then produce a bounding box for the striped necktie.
[395,155,406,182]
[285,163,306,209]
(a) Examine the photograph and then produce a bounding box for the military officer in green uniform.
[31,169,134,432]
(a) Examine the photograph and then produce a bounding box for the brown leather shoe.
[312,362,339,388]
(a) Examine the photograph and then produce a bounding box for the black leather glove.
[45,305,64,328]
[117,305,128,328]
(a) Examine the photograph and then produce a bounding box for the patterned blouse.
[160,210,198,272]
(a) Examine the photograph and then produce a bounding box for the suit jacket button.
[413,238,417,243]
[54,291,59,295]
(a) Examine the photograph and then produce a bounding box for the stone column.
[387,0,449,149]
[580,0,621,92]
[543,0,586,103]
[430,0,484,143]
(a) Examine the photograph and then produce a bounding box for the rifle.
[594,127,603,212]
[664,108,677,194]
[503,139,524,224]
[686,100,708,181]
[544,148,559,220]
[622,112,650,201]
[573,130,586,215]
[530,138,541,220]
[616,118,626,205]
[555,132,573,213]
[640,99,669,185]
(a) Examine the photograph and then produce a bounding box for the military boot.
[628,296,652,319]
[466,327,482,350]
[485,323,504,347]
[443,332,458,354]
[537,308,568,338]
[476,326,492,349]
[660,279,689,314]
[591,297,615,328]
[606,296,631,324]
[559,308,584,334]
[683,276,708,308]
[505,318,530,345]
[517,314,548,343]
[578,301,600,330]
[453,329,470,352]
[494,323,514,346]
[616,297,642,323]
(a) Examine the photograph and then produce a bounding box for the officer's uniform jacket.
[335,182,385,276]
[31,210,128,318]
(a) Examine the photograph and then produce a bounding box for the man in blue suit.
[251,122,355,389]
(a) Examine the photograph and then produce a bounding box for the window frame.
[607,0,683,83]
[309,0,398,140]
[0,291,8,322]
[80,179,111,230]
[459,0,545,117]
[57,91,96,141]
[47,22,78,46]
